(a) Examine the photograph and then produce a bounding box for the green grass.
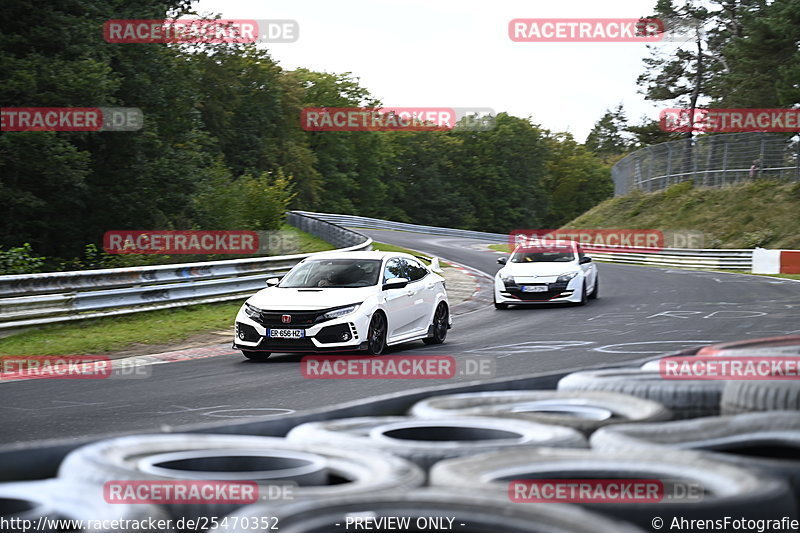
[0,225,335,357]
[0,301,243,356]
[566,180,800,249]
[283,223,335,253]
[488,244,511,253]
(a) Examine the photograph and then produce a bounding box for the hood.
[501,262,580,279]
[246,286,376,311]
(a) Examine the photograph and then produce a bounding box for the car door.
[401,258,434,333]
[381,257,416,339]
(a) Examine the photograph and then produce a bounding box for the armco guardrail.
[297,211,758,271]
[0,213,372,331]
[293,211,509,242]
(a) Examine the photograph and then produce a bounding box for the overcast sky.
[194,0,683,141]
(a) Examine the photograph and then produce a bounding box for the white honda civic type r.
[233,251,451,360]
[493,240,598,309]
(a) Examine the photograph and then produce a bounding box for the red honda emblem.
[281,314,292,324]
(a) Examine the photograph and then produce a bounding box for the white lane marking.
[203,408,295,418]
[593,340,717,354]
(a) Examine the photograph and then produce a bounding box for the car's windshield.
[510,250,576,263]
[279,258,381,288]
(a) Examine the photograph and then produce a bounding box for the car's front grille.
[504,282,570,301]
[251,311,320,328]
[256,337,318,350]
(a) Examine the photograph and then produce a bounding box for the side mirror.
[383,277,409,290]
[266,277,280,286]
[497,257,507,265]
[579,257,592,264]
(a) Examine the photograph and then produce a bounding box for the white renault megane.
[493,240,598,309]
[233,251,451,360]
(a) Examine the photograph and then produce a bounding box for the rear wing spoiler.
[419,256,443,274]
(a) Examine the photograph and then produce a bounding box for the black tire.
[408,390,672,435]
[209,488,645,533]
[591,411,800,504]
[365,312,387,355]
[0,479,169,527]
[57,434,424,520]
[721,380,800,414]
[577,280,588,305]
[423,303,448,345]
[558,368,723,419]
[286,416,587,470]
[430,447,798,530]
[494,301,509,309]
[242,350,271,361]
[588,276,599,299]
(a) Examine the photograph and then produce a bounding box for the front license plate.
[521,285,548,293]
[268,329,305,339]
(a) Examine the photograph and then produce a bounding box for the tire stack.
[0,479,171,532]
[5,341,799,532]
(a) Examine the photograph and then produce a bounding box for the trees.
[707,0,800,108]
[637,0,714,138]
[542,133,613,227]
[585,105,633,161]
[1,0,619,271]
[636,0,799,132]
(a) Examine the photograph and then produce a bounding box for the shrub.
[0,243,46,275]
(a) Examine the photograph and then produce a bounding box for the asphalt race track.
[2,230,799,445]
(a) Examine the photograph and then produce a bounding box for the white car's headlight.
[499,273,515,285]
[317,304,361,322]
[556,271,580,283]
[244,303,261,318]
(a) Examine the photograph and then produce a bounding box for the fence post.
[796,141,799,181]
[721,142,728,188]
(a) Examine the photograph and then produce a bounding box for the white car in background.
[233,251,451,360]
[494,240,598,309]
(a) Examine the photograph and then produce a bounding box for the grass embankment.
[488,180,800,279]
[566,180,800,249]
[0,226,336,356]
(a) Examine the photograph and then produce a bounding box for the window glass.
[404,259,429,281]
[383,258,406,282]
[280,259,381,288]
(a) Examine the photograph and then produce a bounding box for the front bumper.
[232,306,371,353]
[494,277,581,304]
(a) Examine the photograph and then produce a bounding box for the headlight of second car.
[499,272,515,286]
[556,271,580,283]
[317,303,361,322]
